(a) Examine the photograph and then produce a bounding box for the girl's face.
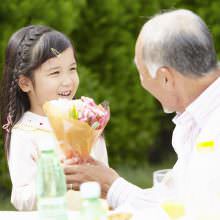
[23,47,79,115]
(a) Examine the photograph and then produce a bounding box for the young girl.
[0,25,108,211]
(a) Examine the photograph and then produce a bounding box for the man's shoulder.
[204,106,220,132]
[197,106,220,145]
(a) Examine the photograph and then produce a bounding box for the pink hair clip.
[2,114,13,133]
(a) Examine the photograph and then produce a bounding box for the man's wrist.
[106,177,126,209]
[103,168,120,198]
[109,168,120,185]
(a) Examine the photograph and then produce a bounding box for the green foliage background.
[0,0,220,198]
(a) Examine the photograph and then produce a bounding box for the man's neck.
[178,70,220,112]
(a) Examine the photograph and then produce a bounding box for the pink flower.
[69,96,110,130]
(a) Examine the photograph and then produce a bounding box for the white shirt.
[107,77,220,219]
[9,111,108,211]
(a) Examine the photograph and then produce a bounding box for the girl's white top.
[9,111,108,211]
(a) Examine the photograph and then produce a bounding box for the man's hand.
[63,158,119,198]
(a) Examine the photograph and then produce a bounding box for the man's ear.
[18,75,32,93]
[156,67,175,91]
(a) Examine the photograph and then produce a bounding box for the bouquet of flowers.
[43,96,110,159]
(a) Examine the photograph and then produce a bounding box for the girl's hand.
[62,156,81,165]
[61,155,94,165]
[63,158,119,198]
[61,156,99,191]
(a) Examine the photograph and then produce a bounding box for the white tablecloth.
[0,211,79,220]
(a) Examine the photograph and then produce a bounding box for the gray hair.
[141,9,217,78]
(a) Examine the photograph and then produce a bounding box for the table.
[0,211,80,220]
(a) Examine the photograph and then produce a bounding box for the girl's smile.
[57,90,72,97]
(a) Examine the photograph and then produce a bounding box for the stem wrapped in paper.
[43,97,110,159]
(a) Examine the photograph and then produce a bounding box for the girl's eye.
[49,71,60,76]
[70,67,77,71]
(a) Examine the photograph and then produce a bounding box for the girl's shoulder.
[12,111,52,133]
[10,112,57,157]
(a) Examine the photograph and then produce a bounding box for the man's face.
[134,33,181,113]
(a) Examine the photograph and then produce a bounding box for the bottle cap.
[80,182,101,199]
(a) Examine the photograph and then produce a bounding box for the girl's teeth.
[59,91,71,96]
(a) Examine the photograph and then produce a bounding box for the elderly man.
[64,9,220,218]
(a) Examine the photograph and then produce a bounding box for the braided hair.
[0,25,73,157]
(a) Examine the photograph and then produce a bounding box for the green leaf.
[69,106,78,120]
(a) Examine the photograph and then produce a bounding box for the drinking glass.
[153,169,171,187]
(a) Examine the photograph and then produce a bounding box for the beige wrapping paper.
[43,101,103,159]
